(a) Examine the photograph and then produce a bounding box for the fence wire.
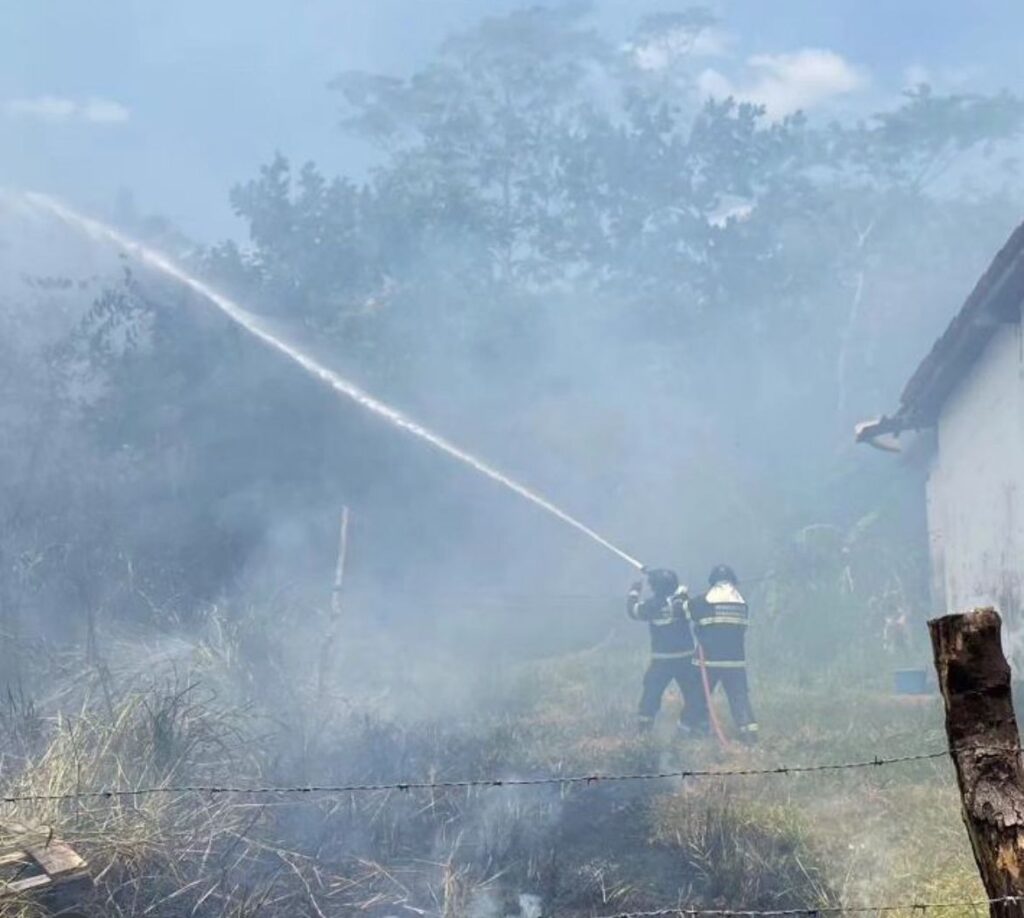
[2,745,1017,916]
[600,897,1020,917]
[2,745,1010,804]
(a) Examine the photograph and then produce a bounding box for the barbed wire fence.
[1,744,1011,804]
[2,737,1012,912]
[598,897,1020,918]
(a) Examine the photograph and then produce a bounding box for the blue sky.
[2,1,1021,241]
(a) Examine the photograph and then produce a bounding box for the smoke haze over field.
[3,6,1024,915]
[3,1,1024,674]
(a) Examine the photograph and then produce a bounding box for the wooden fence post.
[317,507,351,704]
[929,607,1024,917]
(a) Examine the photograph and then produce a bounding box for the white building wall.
[926,321,1024,630]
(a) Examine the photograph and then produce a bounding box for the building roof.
[856,219,1024,446]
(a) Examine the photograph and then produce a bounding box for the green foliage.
[862,85,1024,187]
[225,156,385,331]
[7,4,1024,652]
[759,500,930,674]
[222,6,1024,468]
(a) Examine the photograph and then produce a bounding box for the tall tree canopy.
[5,5,1023,655]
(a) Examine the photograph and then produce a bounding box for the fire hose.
[696,643,731,748]
[639,566,732,749]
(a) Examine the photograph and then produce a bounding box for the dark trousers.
[700,664,757,733]
[638,656,708,728]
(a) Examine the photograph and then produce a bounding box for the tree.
[177,6,1024,639]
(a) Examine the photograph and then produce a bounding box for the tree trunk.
[929,607,1024,917]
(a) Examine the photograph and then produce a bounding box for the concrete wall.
[926,319,1024,635]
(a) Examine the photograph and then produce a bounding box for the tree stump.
[929,607,1024,918]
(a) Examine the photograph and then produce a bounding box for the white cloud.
[4,94,130,125]
[81,97,130,124]
[697,68,734,100]
[698,49,867,119]
[691,29,731,59]
[903,64,931,88]
[5,95,78,121]
[707,194,755,228]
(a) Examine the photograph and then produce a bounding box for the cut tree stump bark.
[929,607,1024,918]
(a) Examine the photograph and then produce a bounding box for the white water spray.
[23,192,644,571]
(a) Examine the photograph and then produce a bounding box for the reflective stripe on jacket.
[688,582,748,667]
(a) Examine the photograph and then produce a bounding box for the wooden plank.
[6,874,52,894]
[0,851,30,868]
[25,841,87,878]
[0,821,33,837]
[0,836,90,903]
[2,866,90,896]
[317,505,351,704]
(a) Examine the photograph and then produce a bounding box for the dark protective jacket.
[687,582,748,668]
[627,587,696,658]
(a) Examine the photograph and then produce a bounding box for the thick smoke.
[0,5,1022,913]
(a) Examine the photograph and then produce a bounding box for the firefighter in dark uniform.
[627,568,708,736]
[687,564,758,743]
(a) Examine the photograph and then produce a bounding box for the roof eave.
[856,218,1024,446]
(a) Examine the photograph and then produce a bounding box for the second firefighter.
[687,564,758,743]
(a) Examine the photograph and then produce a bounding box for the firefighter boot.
[738,722,759,745]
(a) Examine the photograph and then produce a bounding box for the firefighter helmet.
[708,564,738,586]
[645,568,679,596]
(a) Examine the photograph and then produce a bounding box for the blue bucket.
[894,668,929,695]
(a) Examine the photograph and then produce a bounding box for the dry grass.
[0,681,325,917]
[651,781,835,910]
[0,619,992,917]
